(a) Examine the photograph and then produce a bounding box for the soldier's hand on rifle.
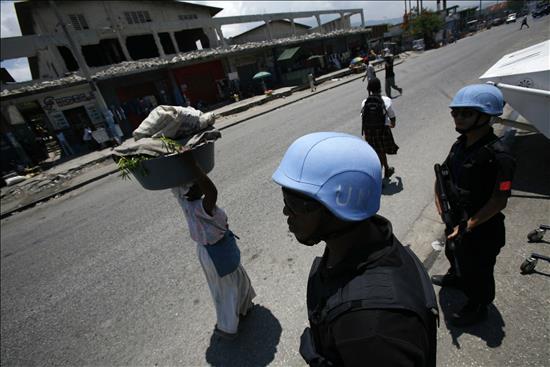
[447,225,460,240]
[447,220,470,240]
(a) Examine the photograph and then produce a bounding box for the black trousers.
[445,215,505,305]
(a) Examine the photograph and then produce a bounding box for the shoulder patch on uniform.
[499,181,512,191]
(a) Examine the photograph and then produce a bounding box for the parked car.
[532,4,550,18]
[492,17,505,26]
[506,13,517,23]
[412,39,425,51]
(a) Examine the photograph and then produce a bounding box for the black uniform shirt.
[307,216,432,366]
[444,128,515,216]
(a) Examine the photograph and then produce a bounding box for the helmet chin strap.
[456,113,490,134]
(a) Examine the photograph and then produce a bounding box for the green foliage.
[116,155,150,180]
[115,136,186,180]
[507,0,524,13]
[159,136,184,154]
[411,9,444,37]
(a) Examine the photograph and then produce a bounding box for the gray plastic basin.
[132,142,214,190]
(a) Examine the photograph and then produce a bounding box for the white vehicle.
[412,39,425,51]
[479,40,550,139]
[506,13,517,23]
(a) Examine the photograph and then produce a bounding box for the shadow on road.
[205,304,282,367]
[382,176,404,195]
[438,287,506,349]
[511,133,550,197]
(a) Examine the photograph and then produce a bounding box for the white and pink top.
[172,187,228,246]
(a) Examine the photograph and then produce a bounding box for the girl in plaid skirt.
[361,78,399,179]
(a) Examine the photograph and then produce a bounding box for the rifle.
[434,163,462,277]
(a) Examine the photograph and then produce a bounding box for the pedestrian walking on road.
[172,152,256,340]
[520,16,529,29]
[361,58,376,83]
[272,132,438,366]
[361,78,399,180]
[432,84,516,327]
[384,52,403,98]
[308,73,317,92]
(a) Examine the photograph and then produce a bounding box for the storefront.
[38,84,106,154]
[171,60,226,106]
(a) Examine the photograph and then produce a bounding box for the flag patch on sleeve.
[499,181,512,191]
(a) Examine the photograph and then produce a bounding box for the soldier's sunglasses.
[450,109,477,119]
[282,189,322,215]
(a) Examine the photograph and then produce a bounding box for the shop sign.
[84,104,104,125]
[41,91,95,112]
[48,111,71,130]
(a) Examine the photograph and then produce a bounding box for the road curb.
[1,167,119,220]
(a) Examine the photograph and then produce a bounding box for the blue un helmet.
[449,84,505,116]
[272,132,382,222]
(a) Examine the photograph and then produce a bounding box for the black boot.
[451,303,488,327]
[431,271,459,287]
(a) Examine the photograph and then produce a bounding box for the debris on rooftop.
[1,28,369,98]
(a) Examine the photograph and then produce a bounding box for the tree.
[410,9,444,49]
[507,0,524,13]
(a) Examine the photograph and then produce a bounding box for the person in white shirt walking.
[172,152,256,340]
[361,58,376,83]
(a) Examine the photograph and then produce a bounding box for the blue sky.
[1,1,490,82]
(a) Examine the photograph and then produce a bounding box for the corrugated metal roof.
[277,46,301,61]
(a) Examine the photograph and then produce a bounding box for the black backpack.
[361,95,386,132]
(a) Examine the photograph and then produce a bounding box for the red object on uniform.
[499,181,512,191]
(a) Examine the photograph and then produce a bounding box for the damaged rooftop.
[1,27,371,99]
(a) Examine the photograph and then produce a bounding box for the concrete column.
[290,18,296,36]
[265,20,273,40]
[339,12,346,30]
[361,11,365,27]
[116,32,132,60]
[152,30,165,57]
[315,14,323,33]
[104,1,130,61]
[170,32,180,53]
[49,45,68,76]
[215,26,227,46]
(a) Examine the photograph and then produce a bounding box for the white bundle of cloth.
[112,127,220,158]
[112,105,220,159]
[132,105,215,140]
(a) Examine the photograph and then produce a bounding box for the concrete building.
[310,14,352,33]
[230,20,310,45]
[1,1,367,174]
[4,0,222,80]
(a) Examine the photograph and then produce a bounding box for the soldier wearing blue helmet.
[273,132,437,366]
[432,84,516,326]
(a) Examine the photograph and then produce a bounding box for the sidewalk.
[0,56,402,219]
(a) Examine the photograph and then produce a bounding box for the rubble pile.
[1,27,370,98]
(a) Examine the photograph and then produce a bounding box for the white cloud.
[1,58,32,82]
[1,1,21,37]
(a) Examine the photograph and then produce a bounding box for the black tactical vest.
[307,238,438,366]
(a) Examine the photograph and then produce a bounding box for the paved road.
[1,18,549,366]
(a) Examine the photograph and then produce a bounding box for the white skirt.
[197,243,256,334]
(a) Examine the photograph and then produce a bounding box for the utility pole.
[479,0,482,20]
[49,0,110,118]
